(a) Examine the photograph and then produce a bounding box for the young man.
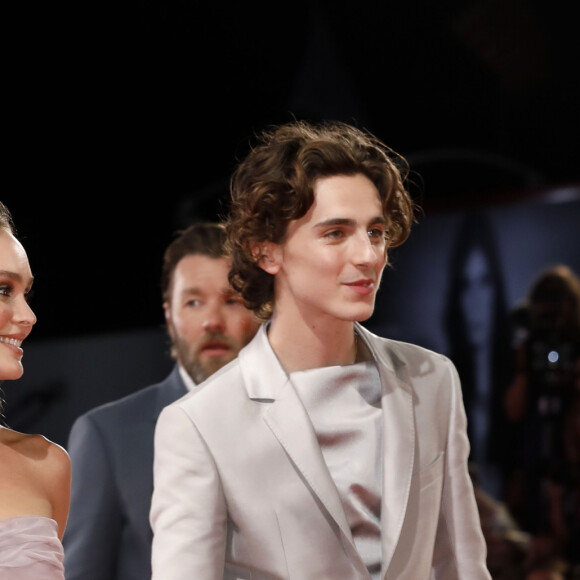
[150,121,491,579]
[63,223,260,580]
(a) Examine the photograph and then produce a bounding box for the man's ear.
[252,241,281,275]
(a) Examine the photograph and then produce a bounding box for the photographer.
[505,265,580,573]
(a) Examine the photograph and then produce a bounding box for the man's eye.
[324,230,344,240]
[368,228,386,240]
[0,284,12,297]
[185,299,201,307]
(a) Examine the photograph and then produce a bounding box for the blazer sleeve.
[150,403,227,580]
[63,414,123,580]
[433,358,491,579]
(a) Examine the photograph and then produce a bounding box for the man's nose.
[352,232,379,267]
[202,302,225,332]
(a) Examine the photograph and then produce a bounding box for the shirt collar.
[178,364,197,392]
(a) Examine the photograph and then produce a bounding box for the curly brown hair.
[226,120,417,319]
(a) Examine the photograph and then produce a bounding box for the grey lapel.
[239,325,367,570]
[356,324,415,576]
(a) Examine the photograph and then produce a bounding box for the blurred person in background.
[505,264,580,575]
[63,222,260,580]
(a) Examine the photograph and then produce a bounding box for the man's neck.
[266,313,357,374]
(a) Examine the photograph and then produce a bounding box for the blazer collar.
[239,322,409,399]
[239,322,288,401]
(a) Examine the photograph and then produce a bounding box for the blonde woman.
[0,201,70,579]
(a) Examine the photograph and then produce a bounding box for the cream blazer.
[150,323,491,580]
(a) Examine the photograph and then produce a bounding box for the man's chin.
[192,354,235,383]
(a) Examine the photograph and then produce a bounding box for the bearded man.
[63,222,260,580]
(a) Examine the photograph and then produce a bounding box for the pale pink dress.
[0,516,65,579]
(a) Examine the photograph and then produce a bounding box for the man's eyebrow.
[314,216,387,228]
[314,218,355,228]
[180,288,239,298]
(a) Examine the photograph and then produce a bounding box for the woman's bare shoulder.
[1,427,69,467]
[0,427,70,533]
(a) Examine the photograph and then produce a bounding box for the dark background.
[4,0,580,340]
[3,4,580,566]
[2,0,580,489]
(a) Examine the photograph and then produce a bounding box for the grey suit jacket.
[151,324,491,580]
[63,365,187,580]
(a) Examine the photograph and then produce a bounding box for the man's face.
[164,254,260,384]
[263,173,388,325]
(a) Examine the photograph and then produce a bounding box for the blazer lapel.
[240,324,414,577]
[356,325,415,576]
[264,382,355,543]
[239,325,358,549]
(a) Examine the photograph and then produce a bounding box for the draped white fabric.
[0,516,65,580]
[291,360,382,579]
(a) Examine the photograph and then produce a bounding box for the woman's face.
[264,173,388,326]
[0,229,36,380]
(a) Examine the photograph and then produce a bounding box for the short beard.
[172,333,237,385]
[182,353,231,385]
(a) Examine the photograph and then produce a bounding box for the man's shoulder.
[360,324,450,369]
[363,325,443,354]
[76,371,181,427]
[385,336,446,361]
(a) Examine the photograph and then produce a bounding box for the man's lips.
[344,279,375,296]
[200,341,232,356]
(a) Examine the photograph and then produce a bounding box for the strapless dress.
[0,515,64,579]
